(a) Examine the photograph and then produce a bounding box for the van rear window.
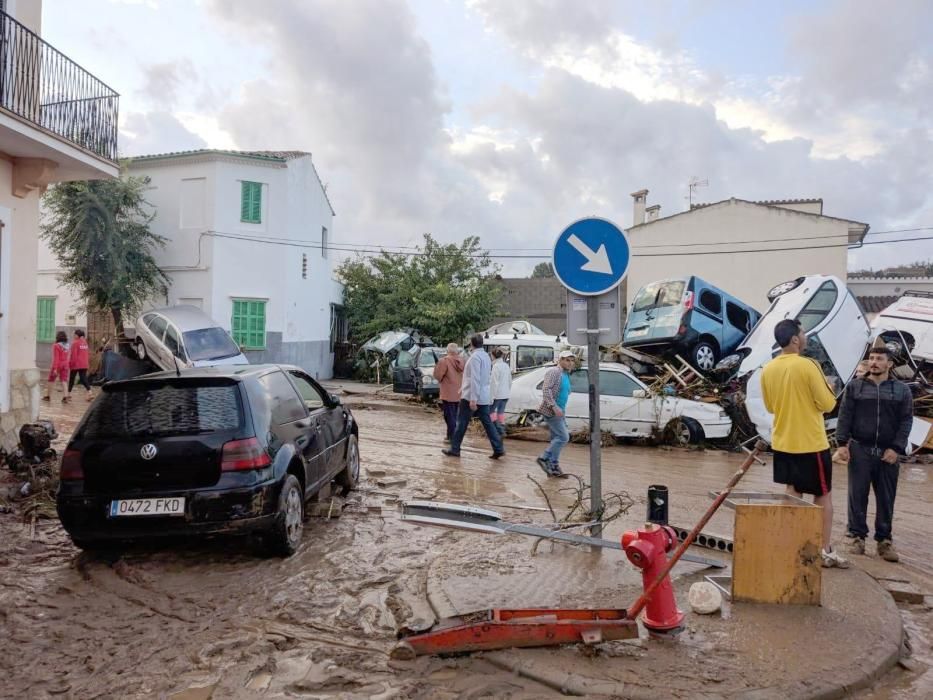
[81,384,243,437]
[632,281,685,312]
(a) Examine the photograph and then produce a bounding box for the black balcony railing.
[0,11,119,162]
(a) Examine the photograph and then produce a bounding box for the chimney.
[646,204,661,222]
[631,189,648,225]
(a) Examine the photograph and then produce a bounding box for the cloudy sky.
[46,0,933,275]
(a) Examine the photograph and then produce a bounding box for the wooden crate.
[732,501,822,606]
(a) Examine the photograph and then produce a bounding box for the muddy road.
[1,387,931,698]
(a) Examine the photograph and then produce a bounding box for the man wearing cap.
[536,351,575,478]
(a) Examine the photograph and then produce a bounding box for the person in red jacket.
[43,331,71,403]
[68,329,93,401]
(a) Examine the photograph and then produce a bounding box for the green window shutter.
[240,181,262,223]
[36,298,56,342]
[231,299,266,349]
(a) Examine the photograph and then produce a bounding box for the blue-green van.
[622,277,762,371]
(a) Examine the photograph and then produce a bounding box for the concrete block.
[10,388,25,410]
[880,579,926,604]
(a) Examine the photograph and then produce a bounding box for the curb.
[735,569,903,700]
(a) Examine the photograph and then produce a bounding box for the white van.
[871,291,933,365]
[483,332,568,374]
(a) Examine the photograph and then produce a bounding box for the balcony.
[0,10,119,165]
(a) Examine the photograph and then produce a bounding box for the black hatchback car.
[56,364,359,556]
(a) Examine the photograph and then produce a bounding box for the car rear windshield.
[182,328,241,362]
[632,281,686,312]
[80,384,243,438]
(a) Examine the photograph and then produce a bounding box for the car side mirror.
[632,389,648,399]
[329,393,342,406]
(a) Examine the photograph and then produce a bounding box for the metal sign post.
[552,217,630,537]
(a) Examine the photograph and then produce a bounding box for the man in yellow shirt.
[760,319,849,568]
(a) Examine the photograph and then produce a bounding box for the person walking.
[43,331,71,403]
[434,343,465,443]
[442,334,505,459]
[535,350,576,478]
[68,329,93,401]
[835,346,913,562]
[490,347,512,437]
[761,319,848,568]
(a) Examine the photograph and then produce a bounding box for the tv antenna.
[686,177,708,208]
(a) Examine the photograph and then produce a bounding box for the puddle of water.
[905,467,927,483]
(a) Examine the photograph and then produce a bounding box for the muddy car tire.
[267,474,304,557]
[336,434,360,495]
[667,416,705,445]
[135,338,148,361]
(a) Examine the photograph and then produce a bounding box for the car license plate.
[110,497,185,517]
[628,328,649,337]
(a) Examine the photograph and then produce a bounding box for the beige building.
[0,1,119,450]
[624,191,869,312]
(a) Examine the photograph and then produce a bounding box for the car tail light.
[60,449,84,480]
[683,291,694,310]
[221,437,272,472]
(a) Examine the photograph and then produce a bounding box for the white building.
[623,191,869,312]
[38,149,344,379]
[0,0,119,450]
[846,274,933,321]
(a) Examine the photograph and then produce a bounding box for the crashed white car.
[871,291,933,366]
[134,306,248,371]
[505,362,732,444]
[721,275,872,443]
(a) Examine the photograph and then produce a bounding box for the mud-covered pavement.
[1,384,932,698]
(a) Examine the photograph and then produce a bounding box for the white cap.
[558,350,576,359]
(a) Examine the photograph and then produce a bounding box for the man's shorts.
[773,449,833,496]
[47,368,67,383]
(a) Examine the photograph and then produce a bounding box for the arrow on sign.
[567,234,613,275]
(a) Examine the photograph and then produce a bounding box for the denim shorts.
[491,398,508,414]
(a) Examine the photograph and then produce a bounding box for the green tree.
[41,173,170,336]
[531,261,555,278]
[337,234,501,345]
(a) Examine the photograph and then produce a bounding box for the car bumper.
[701,421,733,440]
[56,480,280,542]
[420,385,439,397]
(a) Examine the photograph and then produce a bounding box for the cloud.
[137,60,196,109]
[120,111,207,156]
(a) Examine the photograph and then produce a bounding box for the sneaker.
[42,395,50,402]
[536,457,554,477]
[845,535,866,555]
[821,548,850,569]
[488,452,505,460]
[877,540,900,563]
[441,449,460,458]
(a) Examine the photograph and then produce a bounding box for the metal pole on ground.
[587,296,602,538]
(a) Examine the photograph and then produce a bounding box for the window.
[569,369,589,393]
[231,299,266,350]
[797,281,838,332]
[632,280,685,312]
[698,290,722,316]
[802,335,841,392]
[180,178,206,229]
[516,345,555,370]
[288,371,325,410]
[164,325,185,361]
[599,370,641,397]
[419,350,438,368]
[321,226,328,258]
[726,302,752,332]
[183,328,241,362]
[258,371,306,425]
[36,297,55,342]
[396,350,415,368]
[330,304,348,352]
[240,181,262,224]
[147,314,168,341]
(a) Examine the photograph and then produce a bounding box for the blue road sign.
[552,217,630,296]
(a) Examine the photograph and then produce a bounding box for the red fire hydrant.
[622,524,685,634]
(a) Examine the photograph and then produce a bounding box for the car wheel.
[336,434,360,496]
[267,474,304,557]
[667,416,705,446]
[692,341,717,372]
[135,338,147,361]
[518,410,547,427]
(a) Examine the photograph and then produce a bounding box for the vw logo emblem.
[140,444,158,460]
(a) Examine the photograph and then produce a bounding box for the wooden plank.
[732,503,822,605]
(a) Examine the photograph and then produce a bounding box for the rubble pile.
[0,421,60,522]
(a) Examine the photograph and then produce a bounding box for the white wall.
[625,200,851,311]
[847,276,933,298]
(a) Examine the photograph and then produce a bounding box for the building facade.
[847,275,933,321]
[624,191,869,311]
[0,2,119,450]
[38,150,344,380]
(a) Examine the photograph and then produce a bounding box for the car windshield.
[632,281,686,312]
[81,384,243,437]
[419,350,437,367]
[183,327,242,362]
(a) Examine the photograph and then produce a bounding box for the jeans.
[490,398,508,416]
[441,401,459,441]
[68,369,90,392]
[541,414,569,466]
[847,441,899,542]
[449,400,504,455]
